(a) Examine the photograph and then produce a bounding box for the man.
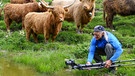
[87,25,123,72]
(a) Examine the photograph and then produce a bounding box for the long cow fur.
[24,6,67,43]
[103,0,135,29]
[3,2,48,31]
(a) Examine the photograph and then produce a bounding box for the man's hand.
[86,62,92,70]
[86,62,91,65]
[105,60,112,68]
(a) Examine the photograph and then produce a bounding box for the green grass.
[0,0,135,76]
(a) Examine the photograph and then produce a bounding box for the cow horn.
[40,0,76,9]
[39,0,54,9]
[63,0,76,8]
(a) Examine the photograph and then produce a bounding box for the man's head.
[93,25,105,40]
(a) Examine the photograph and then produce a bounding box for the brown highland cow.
[24,0,75,43]
[3,1,48,31]
[103,0,135,29]
[52,0,95,33]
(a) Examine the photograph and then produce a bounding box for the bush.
[56,31,91,44]
[72,43,89,58]
[0,21,6,30]
[119,37,135,48]
[62,21,76,31]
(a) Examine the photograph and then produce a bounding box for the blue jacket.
[87,31,123,63]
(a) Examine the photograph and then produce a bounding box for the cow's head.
[81,0,95,17]
[40,0,76,22]
[49,6,67,22]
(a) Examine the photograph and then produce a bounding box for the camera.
[65,59,78,69]
[65,59,76,66]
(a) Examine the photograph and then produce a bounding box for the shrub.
[72,43,90,59]
[56,31,91,44]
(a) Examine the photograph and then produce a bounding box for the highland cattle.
[103,0,135,29]
[24,0,75,43]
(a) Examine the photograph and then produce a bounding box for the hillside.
[0,0,135,76]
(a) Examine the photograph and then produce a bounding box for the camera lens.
[65,60,75,65]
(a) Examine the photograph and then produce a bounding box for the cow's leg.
[45,34,50,43]
[74,17,81,34]
[44,30,49,43]
[52,34,57,42]
[76,24,81,34]
[19,21,25,36]
[4,17,12,32]
[32,31,38,43]
[26,29,32,41]
[52,36,56,42]
[22,20,25,30]
[80,25,85,34]
[106,13,114,29]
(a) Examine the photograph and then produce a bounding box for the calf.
[24,0,75,43]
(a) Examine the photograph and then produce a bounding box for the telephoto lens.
[65,59,78,69]
[65,59,75,65]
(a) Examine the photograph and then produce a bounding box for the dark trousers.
[94,43,116,72]
[94,43,115,63]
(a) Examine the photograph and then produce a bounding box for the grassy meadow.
[0,0,135,76]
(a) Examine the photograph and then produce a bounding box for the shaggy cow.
[52,0,95,33]
[3,1,48,32]
[10,0,36,4]
[103,0,135,29]
[24,0,75,43]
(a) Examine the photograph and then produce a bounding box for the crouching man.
[86,25,123,73]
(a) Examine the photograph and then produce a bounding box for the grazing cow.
[103,0,135,29]
[52,0,95,33]
[24,0,75,43]
[10,0,36,4]
[3,1,48,32]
